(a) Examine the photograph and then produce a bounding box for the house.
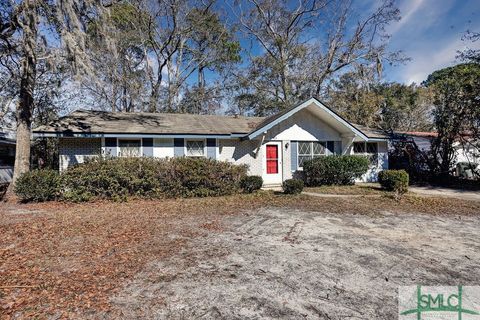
[33,98,389,185]
[394,131,480,178]
[0,131,15,184]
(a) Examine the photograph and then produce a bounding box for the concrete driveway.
[112,207,480,319]
[409,186,480,201]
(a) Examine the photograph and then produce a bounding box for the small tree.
[423,63,480,179]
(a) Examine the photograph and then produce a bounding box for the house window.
[186,140,205,157]
[353,142,378,165]
[298,141,326,168]
[118,139,141,157]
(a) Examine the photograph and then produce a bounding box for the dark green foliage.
[14,169,61,202]
[378,170,409,194]
[423,63,480,178]
[61,157,247,202]
[282,179,304,195]
[61,157,163,202]
[240,175,263,193]
[303,155,370,186]
[16,157,248,202]
[158,157,247,198]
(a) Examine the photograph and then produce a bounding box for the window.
[298,141,326,168]
[186,140,205,157]
[353,142,366,154]
[118,139,141,157]
[353,142,378,165]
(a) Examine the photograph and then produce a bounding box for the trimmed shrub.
[14,169,61,202]
[61,157,163,202]
[283,179,304,195]
[378,170,409,194]
[158,157,247,198]
[240,176,263,193]
[60,157,247,202]
[303,155,369,186]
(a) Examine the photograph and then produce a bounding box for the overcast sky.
[383,0,480,84]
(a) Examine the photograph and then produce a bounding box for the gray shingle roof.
[350,123,389,139]
[34,110,265,135]
[34,108,389,139]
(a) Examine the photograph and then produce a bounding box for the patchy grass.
[305,183,387,195]
[1,192,479,318]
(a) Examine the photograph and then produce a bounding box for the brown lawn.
[1,192,479,318]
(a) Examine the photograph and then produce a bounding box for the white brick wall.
[59,138,101,171]
[282,140,293,180]
[218,139,263,176]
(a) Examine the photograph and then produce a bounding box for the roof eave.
[245,97,370,141]
[33,131,247,139]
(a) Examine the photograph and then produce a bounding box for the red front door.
[266,145,278,174]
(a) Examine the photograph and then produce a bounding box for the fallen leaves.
[1,192,479,318]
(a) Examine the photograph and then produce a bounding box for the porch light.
[285,142,289,150]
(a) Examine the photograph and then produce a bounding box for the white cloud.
[400,37,480,84]
[389,0,426,35]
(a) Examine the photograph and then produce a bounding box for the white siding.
[153,138,174,158]
[266,108,342,141]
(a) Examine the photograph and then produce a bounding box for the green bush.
[283,179,304,195]
[14,169,61,202]
[61,157,165,202]
[378,170,409,194]
[159,157,247,198]
[60,157,247,202]
[240,175,263,193]
[303,155,369,186]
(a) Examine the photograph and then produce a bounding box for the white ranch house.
[34,98,389,186]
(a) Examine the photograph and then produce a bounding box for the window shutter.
[334,141,342,155]
[174,138,184,157]
[290,141,298,171]
[327,141,335,155]
[142,138,153,157]
[105,138,117,157]
[206,138,216,159]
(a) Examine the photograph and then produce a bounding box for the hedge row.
[15,157,248,202]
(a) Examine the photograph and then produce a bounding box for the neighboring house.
[0,131,15,184]
[33,98,389,185]
[395,131,480,177]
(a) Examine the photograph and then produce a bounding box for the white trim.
[296,141,328,170]
[246,98,370,141]
[101,137,106,157]
[184,138,207,157]
[117,138,142,157]
[262,141,283,185]
[353,141,379,166]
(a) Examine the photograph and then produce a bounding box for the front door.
[263,142,282,185]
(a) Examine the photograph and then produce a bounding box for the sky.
[383,0,480,84]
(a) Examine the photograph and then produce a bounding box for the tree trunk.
[149,83,160,113]
[6,0,38,198]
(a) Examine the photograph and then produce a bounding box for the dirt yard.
[1,193,480,319]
